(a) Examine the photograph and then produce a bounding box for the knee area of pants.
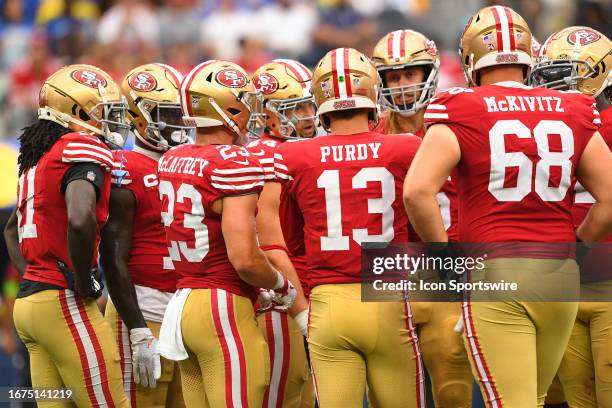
[435,381,472,408]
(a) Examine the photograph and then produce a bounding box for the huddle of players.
[3,4,612,408]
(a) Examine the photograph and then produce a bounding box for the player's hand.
[256,289,274,314]
[58,261,104,299]
[427,243,461,283]
[575,234,590,267]
[130,327,161,388]
[272,272,297,311]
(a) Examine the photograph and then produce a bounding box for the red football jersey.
[157,144,264,301]
[16,132,113,287]
[572,106,612,231]
[571,107,612,281]
[376,122,459,242]
[424,82,599,254]
[111,148,176,293]
[275,131,421,287]
[246,135,310,296]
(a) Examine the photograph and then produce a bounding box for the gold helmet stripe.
[331,48,352,98]
[491,5,516,52]
[180,60,217,117]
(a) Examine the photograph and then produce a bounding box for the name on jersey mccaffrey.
[483,96,564,113]
[158,155,209,176]
[321,143,381,163]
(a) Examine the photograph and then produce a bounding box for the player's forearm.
[3,209,26,276]
[67,215,96,288]
[232,248,281,289]
[65,181,98,289]
[577,202,612,243]
[263,249,308,314]
[103,263,147,329]
[404,192,448,243]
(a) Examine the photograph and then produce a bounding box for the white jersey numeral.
[488,119,574,202]
[159,180,209,264]
[317,167,395,251]
[16,166,38,242]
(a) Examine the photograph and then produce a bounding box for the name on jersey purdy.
[320,142,381,163]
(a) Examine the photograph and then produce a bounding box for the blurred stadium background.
[0,0,609,404]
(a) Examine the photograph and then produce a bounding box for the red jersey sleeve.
[207,145,264,200]
[424,87,475,128]
[61,133,114,171]
[569,93,600,150]
[245,137,280,181]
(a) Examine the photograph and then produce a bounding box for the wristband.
[273,270,288,291]
[293,309,309,337]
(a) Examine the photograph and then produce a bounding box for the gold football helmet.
[38,64,129,147]
[459,5,532,86]
[122,63,193,151]
[180,60,259,145]
[531,26,611,97]
[312,47,380,130]
[249,59,316,139]
[372,29,440,114]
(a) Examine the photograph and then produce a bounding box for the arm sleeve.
[209,147,265,197]
[61,163,105,200]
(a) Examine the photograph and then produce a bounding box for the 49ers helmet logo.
[568,29,600,46]
[253,73,279,94]
[71,69,107,88]
[129,72,157,92]
[216,69,247,88]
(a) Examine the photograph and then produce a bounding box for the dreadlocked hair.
[18,119,72,176]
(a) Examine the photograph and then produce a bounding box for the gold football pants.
[257,311,314,408]
[557,282,612,408]
[308,283,425,408]
[463,258,579,408]
[14,289,130,408]
[178,288,269,408]
[105,301,185,408]
[412,301,473,408]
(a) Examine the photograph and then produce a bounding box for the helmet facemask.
[379,62,439,115]
[249,95,317,139]
[137,98,194,150]
[531,59,595,91]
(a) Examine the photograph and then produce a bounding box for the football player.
[372,30,473,408]
[532,26,612,407]
[156,60,297,408]
[272,48,425,408]
[246,59,316,408]
[100,63,191,407]
[404,6,612,408]
[3,64,131,407]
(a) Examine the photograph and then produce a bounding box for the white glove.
[130,327,161,388]
[256,289,274,314]
[272,271,297,311]
[293,308,309,337]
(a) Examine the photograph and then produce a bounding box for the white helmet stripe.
[155,63,184,82]
[274,59,311,82]
[392,30,402,60]
[334,49,348,98]
[492,6,511,52]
